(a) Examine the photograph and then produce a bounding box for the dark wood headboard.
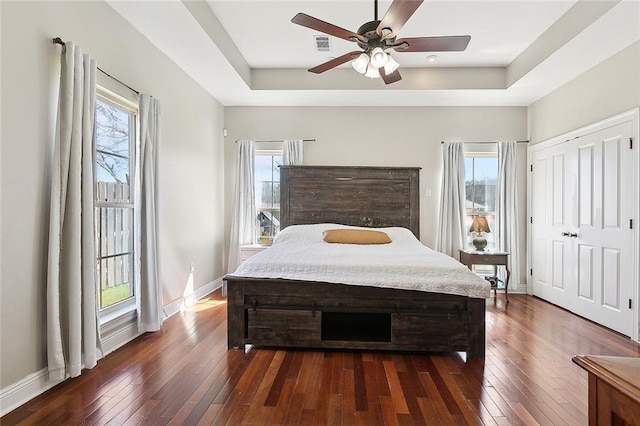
[280,166,421,238]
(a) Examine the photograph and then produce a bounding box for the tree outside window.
[464,156,498,250]
[94,96,136,311]
[254,152,282,245]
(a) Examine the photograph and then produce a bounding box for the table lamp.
[469,216,491,251]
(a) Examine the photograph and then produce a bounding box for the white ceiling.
[106,0,640,107]
[207,0,574,68]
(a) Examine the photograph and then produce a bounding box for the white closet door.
[573,121,634,336]
[530,120,635,337]
[531,143,575,310]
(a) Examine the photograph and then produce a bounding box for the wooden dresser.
[572,355,640,425]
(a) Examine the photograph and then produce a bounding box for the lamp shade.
[469,216,491,233]
[383,55,400,74]
[364,64,380,78]
[369,47,388,69]
[352,53,369,74]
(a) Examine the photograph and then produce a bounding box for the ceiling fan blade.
[393,35,471,52]
[308,51,362,74]
[292,13,364,43]
[380,68,402,85]
[376,0,424,38]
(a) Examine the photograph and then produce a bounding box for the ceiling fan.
[291,0,471,84]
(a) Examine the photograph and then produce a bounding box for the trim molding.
[101,317,140,357]
[514,282,527,294]
[0,276,224,417]
[163,278,222,318]
[0,368,61,417]
[491,282,526,295]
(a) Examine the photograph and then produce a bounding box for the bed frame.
[225,166,486,357]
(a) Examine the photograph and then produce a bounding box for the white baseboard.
[185,277,223,307]
[0,276,224,418]
[499,281,527,294]
[163,277,222,318]
[514,282,528,294]
[0,368,61,417]
[1,314,140,416]
[492,278,527,295]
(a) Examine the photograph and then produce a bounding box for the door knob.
[561,231,570,237]
[561,231,578,238]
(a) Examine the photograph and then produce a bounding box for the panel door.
[530,142,576,310]
[531,121,634,337]
[572,122,634,336]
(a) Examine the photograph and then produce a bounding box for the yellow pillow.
[322,229,392,245]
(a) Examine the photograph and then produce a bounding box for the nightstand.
[459,249,510,301]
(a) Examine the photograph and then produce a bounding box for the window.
[254,149,283,244]
[464,151,498,250]
[94,91,137,315]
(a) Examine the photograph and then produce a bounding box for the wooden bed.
[225,166,486,358]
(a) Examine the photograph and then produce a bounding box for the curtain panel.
[136,95,163,332]
[283,140,303,165]
[496,141,520,287]
[47,42,101,380]
[227,141,256,273]
[436,142,466,260]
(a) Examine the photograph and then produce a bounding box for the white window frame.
[94,86,139,322]
[464,147,498,254]
[254,146,283,244]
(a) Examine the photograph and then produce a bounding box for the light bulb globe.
[351,53,369,74]
[364,64,380,79]
[383,55,400,75]
[369,47,388,69]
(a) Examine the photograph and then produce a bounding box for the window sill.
[100,303,137,327]
[100,304,139,357]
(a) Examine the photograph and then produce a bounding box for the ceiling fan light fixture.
[383,54,400,75]
[291,0,471,85]
[364,64,380,79]
[352,53,370,74]
[369,47,388,69]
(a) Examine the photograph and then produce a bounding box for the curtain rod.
[235,139,316,143]
[52,37,140,95]
[441,140,529,144]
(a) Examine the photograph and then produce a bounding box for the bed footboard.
[226,276,486,358]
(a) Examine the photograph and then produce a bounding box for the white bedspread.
[229,224,490,299]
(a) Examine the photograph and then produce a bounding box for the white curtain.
[47,42,100,381]
[136,94,163,332]
[436,142,466,260]
[227,141,256,273]
[283,139,303,165]
[496,141,520,288]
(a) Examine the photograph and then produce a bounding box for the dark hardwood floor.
[3,291,640,425]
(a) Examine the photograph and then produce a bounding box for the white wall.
[223,106,529,288]
[528,41,640,144]
[526,41,640,337]
[0,0,225,389]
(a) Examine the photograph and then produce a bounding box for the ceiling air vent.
[314,35,331,52]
